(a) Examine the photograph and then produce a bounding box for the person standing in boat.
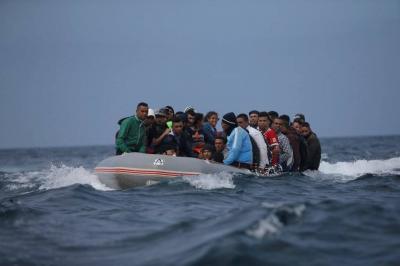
[258,111,280,166]
[279,115,301,172]
[186,113,209,157]
[221,112,253,170]
[271,117,294,171]
[301,122,321,170]
[148,108,170,154]
[202,111,219,145]
[236,113,269,171]
[248,110,259,129]
[115,102,149,154]
[159,117,192,157]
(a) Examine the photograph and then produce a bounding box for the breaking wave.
[182,172,236,190]
[4,164,112,192]
[304,157,400,182]
[246,202,306,239]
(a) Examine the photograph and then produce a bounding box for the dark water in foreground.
[1,136,400,266]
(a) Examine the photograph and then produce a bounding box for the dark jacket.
[298,134,308,171]
[283,128,301,171]
[305,133,321,170]
[148,123,168,154]
[212,152,224,163]
[202,122,217,145]
[160,132,192,157]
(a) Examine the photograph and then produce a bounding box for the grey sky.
[1,0,399,148]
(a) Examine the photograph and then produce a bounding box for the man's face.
[292,122,301,134]
[214,139,225,152]
[272,119,282,133]
[166,109,174,120]
[155,115,167,125]
[249,113,259,126]
[144,116,154,126]
[173,122,183,135]
[301,126,311,138]
[187,114,195,126]
[258,116,270,130]
[136,106,149,120]
[236,117,248,129]
[221,122,230,133]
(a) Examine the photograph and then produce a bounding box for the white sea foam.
[247,202,306,239]
[246,214,283,238]
[6,164,112,191]
[305,157,400,182]
[182,172,235,190]
[37,165,112,191]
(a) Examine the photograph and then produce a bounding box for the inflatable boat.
[95,152,250,189]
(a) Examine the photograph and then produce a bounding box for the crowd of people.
[115,102,321,173]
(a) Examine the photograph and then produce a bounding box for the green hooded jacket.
[116,116,146,153]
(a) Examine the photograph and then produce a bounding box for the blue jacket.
[224,127,253,165]
[202,122,217,145]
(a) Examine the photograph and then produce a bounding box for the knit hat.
[222,112,237,126]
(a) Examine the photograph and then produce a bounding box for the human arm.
[152,128,171,146]
[223,128,243,165]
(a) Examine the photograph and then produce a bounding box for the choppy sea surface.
[1,136,400,266]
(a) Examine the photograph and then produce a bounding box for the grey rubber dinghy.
[95,152,249,189]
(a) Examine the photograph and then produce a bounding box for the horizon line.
[0,133,399,151]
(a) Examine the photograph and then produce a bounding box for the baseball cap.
[155,108,168,117]
[147,108,155,117]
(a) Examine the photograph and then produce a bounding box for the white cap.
[147,108,155,117]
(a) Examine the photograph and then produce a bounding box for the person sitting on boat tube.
[115,102,148,155]
[221,112,253,170]
[148,108,170,154]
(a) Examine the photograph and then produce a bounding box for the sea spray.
[246,202,306,239]
[306,156,400,182]
[38,164,112,191]
[182,172,235,190]
[4,164,112,192]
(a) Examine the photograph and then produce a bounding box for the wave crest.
[320,157,400,176]
[246,202,306,239]
[303,157,400,182]
[38,165,112,191]
[182,172,235,190]
[5,164,112,192]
